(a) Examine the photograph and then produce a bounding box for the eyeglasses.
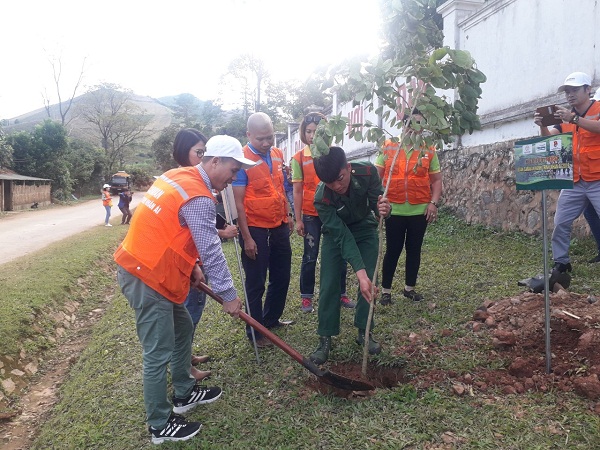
[305,114,322,125]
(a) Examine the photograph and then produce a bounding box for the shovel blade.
[320,370,375,391]
[302,357,375,391]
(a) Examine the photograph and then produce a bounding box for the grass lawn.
[2,210,599,448]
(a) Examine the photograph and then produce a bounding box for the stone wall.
[438,140,591,238]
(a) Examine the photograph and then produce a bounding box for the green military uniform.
[313,161,383,336]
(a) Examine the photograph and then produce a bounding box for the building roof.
[0,169,51,182]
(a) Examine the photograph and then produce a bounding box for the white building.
[277,0,600,234]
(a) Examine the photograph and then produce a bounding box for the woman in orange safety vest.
[101,184,113,227]
[375,110,443,305]
[291,112,354,313]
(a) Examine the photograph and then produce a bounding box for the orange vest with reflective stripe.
[381,140,434,205]
[113,167,215,304]
[561,101,600,182]
[292,146,320,217]
[242,145,288,228]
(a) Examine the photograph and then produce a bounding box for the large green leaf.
[450,50,474,69]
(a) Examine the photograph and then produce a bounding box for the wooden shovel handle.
[198,282,305,366]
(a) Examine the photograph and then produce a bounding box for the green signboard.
[514,133,573,191]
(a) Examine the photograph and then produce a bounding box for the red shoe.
[340,295,356,309]
[301,297,314,313]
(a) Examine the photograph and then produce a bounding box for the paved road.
[0,196,141,266]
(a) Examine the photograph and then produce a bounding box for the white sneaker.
[105,223,112,227]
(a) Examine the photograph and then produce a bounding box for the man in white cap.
[114,135,254,444]
[534,72,600,275]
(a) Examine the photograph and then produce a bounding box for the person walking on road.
[118,189,133,225]
[101,184,113,227]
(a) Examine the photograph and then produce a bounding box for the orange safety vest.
[114,166,215,304]
[102,192,112,207]
[561,101,600,182]
[242,145,288,228]
[292,146,320,217]
[381,140,435,205]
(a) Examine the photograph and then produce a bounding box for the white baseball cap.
[558,72,592,92]
[205,135,256,169]
[102,184,111,189]
[594,88,600,101]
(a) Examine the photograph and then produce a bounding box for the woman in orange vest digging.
[291,112,355,313]
[375,110,443,304]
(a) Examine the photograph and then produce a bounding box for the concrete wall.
[439,0,599,147]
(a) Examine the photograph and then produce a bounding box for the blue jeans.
[583,202,600,252]
[286,191,294,218]
[239,223,292,339]
[104,205,111,224]
[183,286,207,332]
[300,215,347,298]
[552,180,600,263]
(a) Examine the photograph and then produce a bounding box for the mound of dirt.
[466,290,600,399]
[392,289,600,413]
[305,290,600,414]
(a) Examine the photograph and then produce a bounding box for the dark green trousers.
[317,226,378,336]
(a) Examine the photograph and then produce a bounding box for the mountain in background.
[2,92,176,144]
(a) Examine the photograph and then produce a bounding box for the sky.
[0,0,383,119]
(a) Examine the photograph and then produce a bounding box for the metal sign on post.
[514,132,573,373]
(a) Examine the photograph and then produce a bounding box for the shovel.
[198,282,375,392]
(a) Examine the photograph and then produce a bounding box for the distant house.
[0,169,52,212]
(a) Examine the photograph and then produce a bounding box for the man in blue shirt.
[233,112,294,348]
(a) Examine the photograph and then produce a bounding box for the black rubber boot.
[309,336,331,364]
[356,330,382,355]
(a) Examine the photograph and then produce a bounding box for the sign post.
[514,133,573,373]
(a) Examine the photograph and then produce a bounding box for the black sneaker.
[380,293,393,306]
[403,289,423,302]
[149,413,202,444]
[172,384,222,414]
[589,254,600,263]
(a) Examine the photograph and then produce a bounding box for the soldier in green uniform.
[310,146,391,364]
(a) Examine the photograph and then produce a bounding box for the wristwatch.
[430,200,439,207]
[571,114,580,125]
